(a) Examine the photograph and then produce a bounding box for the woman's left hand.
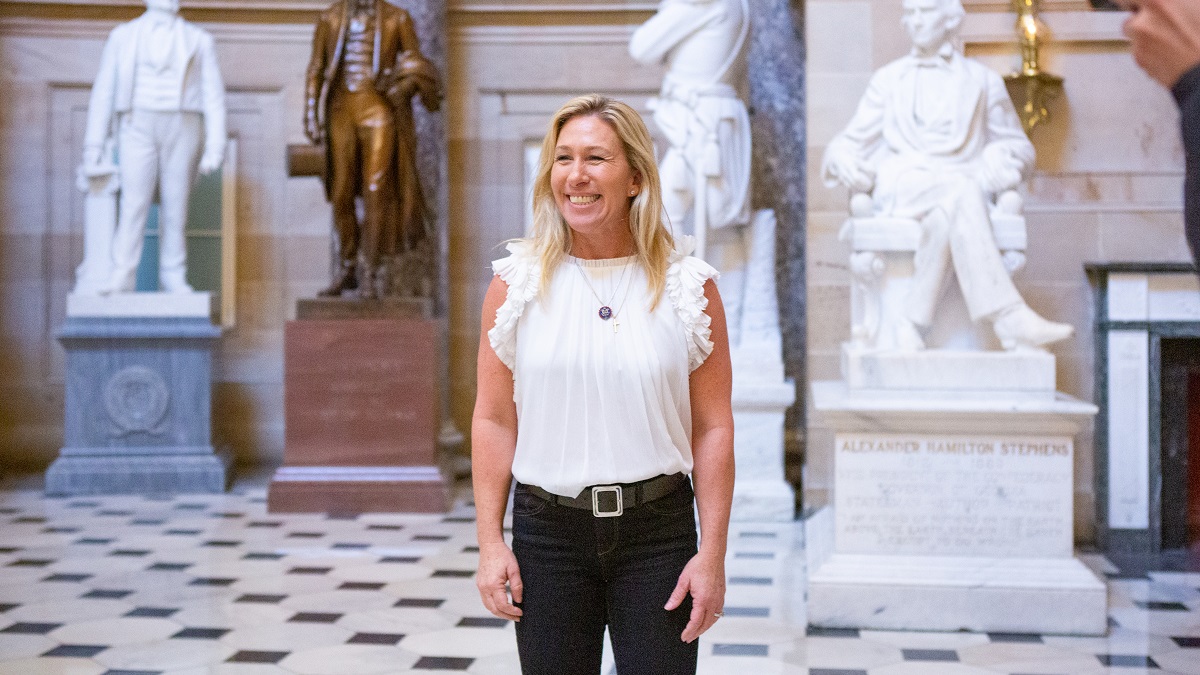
[664,550,726,643]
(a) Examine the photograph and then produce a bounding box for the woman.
[472,94,735,675]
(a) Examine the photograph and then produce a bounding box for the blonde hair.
[526,94,675,309]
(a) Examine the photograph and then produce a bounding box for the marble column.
[404,0,464,457]
[747,0,807,495]
[407,0,448,317]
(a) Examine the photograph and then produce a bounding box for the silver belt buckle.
[591,485,623,517]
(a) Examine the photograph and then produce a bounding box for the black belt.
[523,473,688,518]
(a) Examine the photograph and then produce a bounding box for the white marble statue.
[76,0,226,295]
[631,0,769,352]
[822,0,1071,351]
[629,0,751,260]
[632,0,796,522]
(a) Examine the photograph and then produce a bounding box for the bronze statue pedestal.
[267,298,450,513]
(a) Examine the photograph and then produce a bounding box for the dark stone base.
[1104,528,1155,554]
[45,450,231,495]
[267,465,449,513]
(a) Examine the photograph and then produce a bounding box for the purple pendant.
[598,306,613,320]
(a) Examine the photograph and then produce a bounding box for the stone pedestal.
[730,357,796,521]
[48,293,228,495]
[717,210,797,522]
[807,378,1106,635]
[842,345,1055,397]
[268,298,450,513]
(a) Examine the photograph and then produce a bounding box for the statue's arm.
[821,75,886,192]
[393,12,442,112]
[397,10,424,56]
[629,0,715,65]
[82,32,119,166]
[978,72,1035,192]
[198,33,227,174]
[304,17,329,143]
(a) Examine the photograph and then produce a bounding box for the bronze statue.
[304,0,442,298]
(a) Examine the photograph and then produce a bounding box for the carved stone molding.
[962,9,1126,44]
[451,23,636,45]
[0,16,313,40]
[0,0,656,23]
[963,0,1094,11]
[1,0,655,7]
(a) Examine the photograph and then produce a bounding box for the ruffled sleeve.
[487,241,540,371]
[665,235,720,372]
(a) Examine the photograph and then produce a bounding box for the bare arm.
[472,274,523,621]
[665,278,734,643]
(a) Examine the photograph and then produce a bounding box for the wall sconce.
[1003,0,1064,134]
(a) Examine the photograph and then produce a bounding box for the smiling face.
[901,0,955,53]
[550,115,641,254]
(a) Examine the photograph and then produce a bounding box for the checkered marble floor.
[0,475,1198,675]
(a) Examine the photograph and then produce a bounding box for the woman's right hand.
[475,542,524,621]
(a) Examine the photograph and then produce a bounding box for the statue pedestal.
[48,293,229,495]
[807,377,1105,635]
[730,345,795,521]
[267,298,451,513]
[842,345,1056,398]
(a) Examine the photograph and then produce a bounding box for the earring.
[629,189,638,196]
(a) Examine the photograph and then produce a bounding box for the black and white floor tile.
[0,476,1197,674]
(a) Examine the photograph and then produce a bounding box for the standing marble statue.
[822,0,1071,351]
[78,0,226,295]
[305,0,442,299]
[631,0,770,352]
[631,0,797,522]
[629,0,751,259]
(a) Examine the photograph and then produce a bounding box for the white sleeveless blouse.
[488,237,719,498]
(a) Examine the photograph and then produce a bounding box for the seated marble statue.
[821,0,1071,351]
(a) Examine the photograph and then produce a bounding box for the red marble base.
[268,315,450,513]
[267,466,448,514]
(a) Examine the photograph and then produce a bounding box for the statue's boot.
[357,263,379,300]
[318,260,358,297]
[372,261,391,298]
[99,268,137,295]
[992,303,1073,351]
[160,268,194,294]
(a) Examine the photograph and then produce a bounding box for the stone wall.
[0,0,1177,544]
[0,13,326,469]
[805,0,1189,542]
[0,0,672,472]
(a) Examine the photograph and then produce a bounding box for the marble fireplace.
[1090,263,1200,553]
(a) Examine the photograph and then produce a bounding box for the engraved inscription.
[104,365,170,435]
[835,433,1074,558]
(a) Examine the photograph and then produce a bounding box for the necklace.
[575,260,633,332]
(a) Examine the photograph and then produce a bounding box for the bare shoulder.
[481,275,510,328]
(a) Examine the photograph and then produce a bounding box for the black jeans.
[511,478,700,675]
